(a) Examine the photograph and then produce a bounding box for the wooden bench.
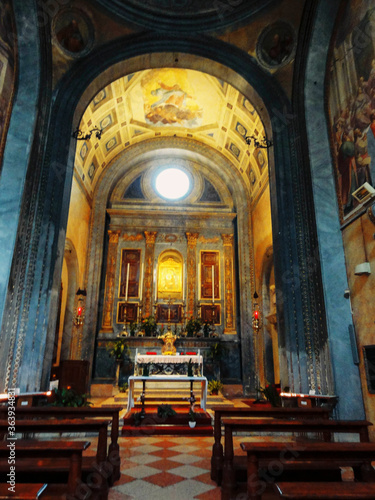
[210,405,331,483]
[275,481,375,499]
[240,441,375,500]
[0,417,111,497]
[220,418,372,499]
[0,440,89,498]
[0,405,121,484]
[0,483,47,499]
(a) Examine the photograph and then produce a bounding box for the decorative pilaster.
[186,232,199,317]
[222,234,236,334]
[101,230,120,332]
[143,231,157,317]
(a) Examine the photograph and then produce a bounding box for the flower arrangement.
[185,317,202,337]
[141,316,157,336]
[107,338,130,361]
[257,383,282,407]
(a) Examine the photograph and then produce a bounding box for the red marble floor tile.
[192,458,211,470]
[188,447,212,458]
[147,458,183,471]
[194,471,217,486]
[115,473,137,486]
[151,439,181,448]
[149,448,181,459]
[195,486,222,499]
[143,470,185,487]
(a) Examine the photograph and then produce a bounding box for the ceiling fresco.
[74,68,269,204]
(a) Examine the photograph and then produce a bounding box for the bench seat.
[275,481,375,499]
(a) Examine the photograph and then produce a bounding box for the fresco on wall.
[0,0,16,171]
[140,69,203,127]
[329,2,375,219]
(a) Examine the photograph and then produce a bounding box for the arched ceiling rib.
[74,67,269,203]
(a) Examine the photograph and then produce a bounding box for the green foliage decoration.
[107,338,130,361]
[208,379,224,395]
[157,404,177,419]
[185,317,202,337]
[52,388,92,407]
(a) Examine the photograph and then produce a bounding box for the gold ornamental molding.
[222,233,236,334]
[101,230,120,332]
[122,233,144,241]
[186,232,199,316]
[143,231,158,316]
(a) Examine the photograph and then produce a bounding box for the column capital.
[221,233,234,246]
[144,231,157,244]
[186,232,199,246]
[108,230,120,243]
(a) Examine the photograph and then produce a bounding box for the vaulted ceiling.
[74,67,269,205]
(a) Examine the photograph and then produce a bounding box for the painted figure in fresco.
[352,85,372,130]
[56,19,85,53]
[337,132,357,212]
[354,128,372,186]
[267,32,293,65]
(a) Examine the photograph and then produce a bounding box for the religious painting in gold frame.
[157,250,183,300]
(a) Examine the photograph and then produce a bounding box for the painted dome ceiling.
[74,68,269,202]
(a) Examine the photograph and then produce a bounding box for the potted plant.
[107,339,130,386]
[157,404,177,420]
[51,387,92,407]
[208,379,224,395]
[208,342,227,380]
[118,382,128,393]
[188,408,196,428]
[256,383,282,407]
[202,320,213,338]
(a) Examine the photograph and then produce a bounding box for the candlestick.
[125,262,130,302]
[211,265,215,304]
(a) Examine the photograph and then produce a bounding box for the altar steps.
[122,406,213,436]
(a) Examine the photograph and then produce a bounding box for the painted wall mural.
[329,2,375,220]
[0,0,16,171]
[141,69,203,127]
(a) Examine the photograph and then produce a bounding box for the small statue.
[158,328,178,355]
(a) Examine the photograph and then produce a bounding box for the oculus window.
[155,168,190,200]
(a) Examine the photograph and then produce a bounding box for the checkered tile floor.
[109,436,221,500]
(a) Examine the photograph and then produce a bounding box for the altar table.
[134,352,203,376]
[127,375,208,412]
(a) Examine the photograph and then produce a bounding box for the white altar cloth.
[135,354,203,365]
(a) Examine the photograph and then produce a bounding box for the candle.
[125,262,130,302]
[211,265,215,304]
[139,263,144,300]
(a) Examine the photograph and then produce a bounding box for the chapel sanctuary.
[2,0,375,499]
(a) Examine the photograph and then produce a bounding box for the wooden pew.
[240,441,375,500]
[0,440,89,498]
[210,405,331,483]
[0,417,110,497]
[0,483,47,499]
[220,418,372,499]
[275,481,375,499]
[0,405,121,484]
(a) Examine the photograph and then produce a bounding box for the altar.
[127,375,208,411]
[134,351,204,376]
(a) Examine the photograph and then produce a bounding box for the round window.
[155,168,190,200]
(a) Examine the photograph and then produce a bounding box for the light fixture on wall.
[252,291,262,332]
[73,288,86,327]
[72,126,103,141]
[245,135,273,149]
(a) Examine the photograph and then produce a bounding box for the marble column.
[222,234,236,334]
[186,232,199,317]
[143,231,157,317]
[101,230,120,332]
